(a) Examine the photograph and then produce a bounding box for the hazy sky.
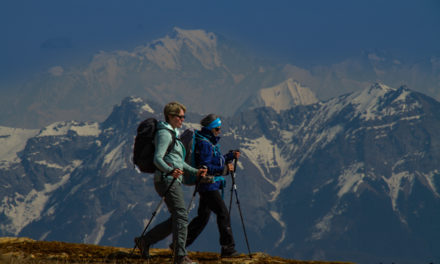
[1,0,439,85]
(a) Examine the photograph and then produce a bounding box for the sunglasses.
[214,127,221,131]
[173,114,186,119]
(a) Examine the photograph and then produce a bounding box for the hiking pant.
[186,190,235,251]
[143,178,188,258]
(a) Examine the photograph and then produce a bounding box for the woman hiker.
[135,102,207,264]
[180,114,241,257]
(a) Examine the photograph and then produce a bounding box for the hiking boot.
[175,255,197,264]
[134,237,150,259]
[221,249,240,258]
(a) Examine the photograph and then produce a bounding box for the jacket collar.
[158,121,179,137]
[199,127,220,145]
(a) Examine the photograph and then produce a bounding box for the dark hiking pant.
[186,190,235,251]
[143,178,188,258]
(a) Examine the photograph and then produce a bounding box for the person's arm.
[153,129,174,174]
[182,160,198,175]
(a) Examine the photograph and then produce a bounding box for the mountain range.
[1,82,439,264]
[0,28,439,129]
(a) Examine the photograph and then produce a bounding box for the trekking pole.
[187,182,199,212]
[131,177,177,256]
[187,165,207,212]
[229,158,252,258]
[228,158,237,215]
[186,165,205,212]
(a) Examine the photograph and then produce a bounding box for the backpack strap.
[160,128,177,155]
[168,129,177,154]
[190,131,196,167]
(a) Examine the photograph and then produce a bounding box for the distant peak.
[370,82,394,92]
[349,83,421,121]
[172,27,217,42]
[122,96,155,114]
[137,27,221,70]
[257,79,319,112]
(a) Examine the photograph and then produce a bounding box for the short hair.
[164,102,186,122]
[200,114,219,127]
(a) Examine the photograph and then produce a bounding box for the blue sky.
[1,0,439,85]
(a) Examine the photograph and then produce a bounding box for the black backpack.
[180,128,196,166]
[133,118,175,173]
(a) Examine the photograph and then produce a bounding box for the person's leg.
[141,178,188,258]
[186,191,212,247]
[207,191,236,254]
[142,217,172,245]
[163,180,188,259]
[137,179,174,258]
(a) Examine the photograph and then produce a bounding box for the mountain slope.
[264,84,440,263]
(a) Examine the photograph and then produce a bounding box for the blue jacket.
[195,127,234,192]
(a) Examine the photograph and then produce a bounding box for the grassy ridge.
[0,237,354,264]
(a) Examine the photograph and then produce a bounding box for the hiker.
[185,114,240,257]
[135,102,207,264]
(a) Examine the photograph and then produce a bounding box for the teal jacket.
[153,121,198,183]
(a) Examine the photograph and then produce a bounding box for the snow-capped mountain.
[239,78,319,112]
[0,27,285,128]
[1,83,439,264]
[235,83,440,264]
[2,28,438,131]
[137,27,222,71]
[283,49,440,102]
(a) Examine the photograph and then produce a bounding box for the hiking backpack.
[179,128,196,167]
[179,128,226,187]
[132,118,175,173]
[180,128,222,168]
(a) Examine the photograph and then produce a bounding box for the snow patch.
[141,104,154,113]
[0,126,39,169]
[103,141,127,176]
[337,163,365,197]
[310,205,346,240]
[382,170,415,211]
[129,97,155,113]
[34,160,64,170]
[129,97,143,103]
[419,170,440,198]
[270,211,286,247]
[240,135,294,201]
[38,121,101,137]
[0,173,71,235]
[83,210,115,245]
[39,231,51,240]
[35,159,82,172]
